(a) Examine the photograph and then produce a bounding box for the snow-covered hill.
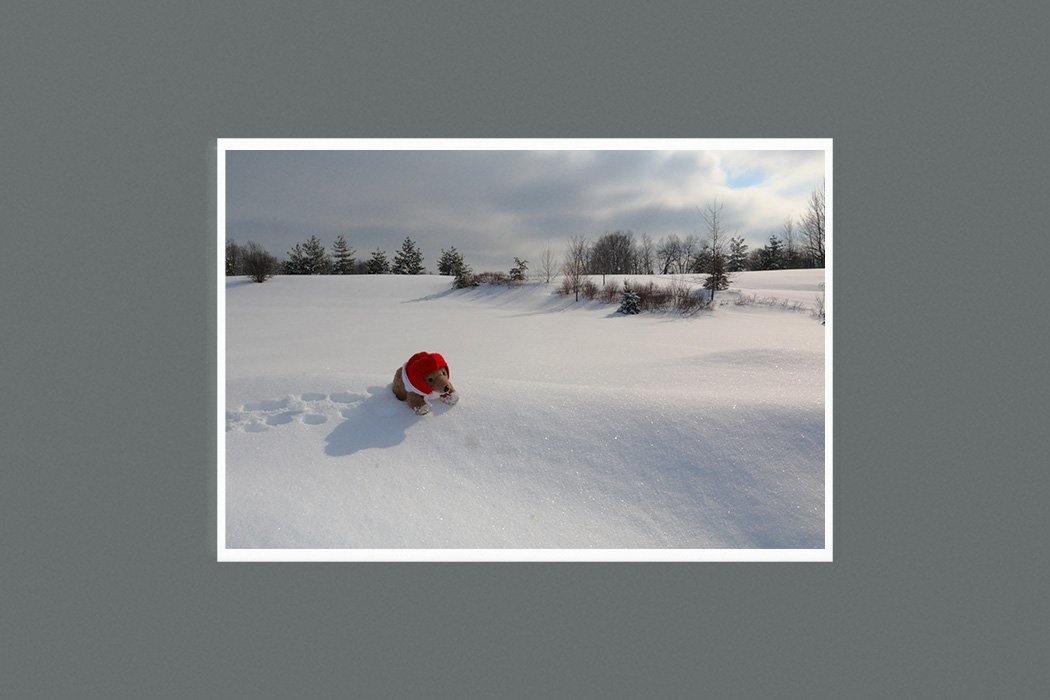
[224,271,826,549]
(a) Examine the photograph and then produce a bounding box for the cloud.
[226,149,824,270]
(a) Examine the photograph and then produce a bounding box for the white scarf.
[401,364,428,396]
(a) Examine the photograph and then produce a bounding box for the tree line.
[226,235,432,282]
[557,188,824,301]
[227,186,824,286]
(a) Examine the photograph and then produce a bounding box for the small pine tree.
[727,237,749,272]
[392,237,424,274]
[452,263,478,288]
[365,248,390,274]
[617,282,641,314]
[300,235,331,274]
[509,257,528,281]
[331,235,356,274]
[691,242,713,273]
[285,243,307,274]
[760,235,784,270]
[438,247,465,276]
[703,252,730,298]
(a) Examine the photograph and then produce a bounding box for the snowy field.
[224,270,826,549]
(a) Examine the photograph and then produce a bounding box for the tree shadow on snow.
[323,385,426,457]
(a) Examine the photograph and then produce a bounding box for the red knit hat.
[404,351,450,395]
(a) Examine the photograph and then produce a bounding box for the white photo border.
[217,138,832,562]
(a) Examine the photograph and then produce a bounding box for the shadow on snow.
[323,385,454,457]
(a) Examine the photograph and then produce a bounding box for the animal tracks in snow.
[226,391,368,433]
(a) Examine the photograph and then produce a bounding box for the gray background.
[3,1,1047,696]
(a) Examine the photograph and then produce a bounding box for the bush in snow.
[242,241,278,283]
[225,240,242,275]
[580,280,599,300]
[634,282,671,311]
[617,283,641,314]
[598,281,620,304]
[452,270,479,288]
[474,271,508,285]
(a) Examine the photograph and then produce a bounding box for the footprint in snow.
[266,410,302,426]
[228,390,366,432]
[329,391,368,404]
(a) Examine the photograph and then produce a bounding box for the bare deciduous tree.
[539,242,557,283]
[226,240,242,276]
[680,234,698,274]
[637,233,654,274]
[781,217,800,268]
[562,236,588,301]
[698,200,732,296]
[656,234,682,274]
[800,186,825,267]
[588,231,635,284]
[698,200,727,257]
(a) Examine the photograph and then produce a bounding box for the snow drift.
[224,271,826,549]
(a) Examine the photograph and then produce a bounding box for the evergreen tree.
[509,257,528,281]
[727,237,749,272]
[452,262,478,288]
[391,237,424,274]
[364,248,391,274]
[703,252,730,297]
[300,235,332,274]
[285,242,307,274]
[760,235,784,270]
[331,235,356,274]
[691,242,713,273]
[437,247,465,276]
[617,282,641,315]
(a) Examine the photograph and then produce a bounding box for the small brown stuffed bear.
[392,351,458,415]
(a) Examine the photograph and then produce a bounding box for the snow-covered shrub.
[666,277,710,315]
[474,271,509,285]
[735,293,757,306]
[617,283,641,314]
[580,280,599,299]
[598,281,620,304]
[632,282,670,311]
[812,283,826,320]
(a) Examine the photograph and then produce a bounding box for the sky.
[226,150,825,271]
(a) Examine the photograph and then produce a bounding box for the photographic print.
[218,139,831,561]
